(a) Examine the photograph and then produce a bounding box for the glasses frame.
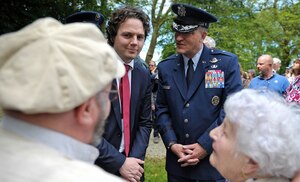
[108,83,119,102]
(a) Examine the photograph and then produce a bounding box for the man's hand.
[170,143,186,160]
[119,157,144,182]
[177,143,207,167]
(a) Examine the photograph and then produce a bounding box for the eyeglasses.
[100,84,119,102]
[109,84,119,102]
[149,65,155,67]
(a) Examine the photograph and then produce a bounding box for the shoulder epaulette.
[159,54,179,63]
[210,49,235,57]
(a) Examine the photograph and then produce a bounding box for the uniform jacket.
[0,127,123,182]
[156,45,242,180]
[95,59,152,174]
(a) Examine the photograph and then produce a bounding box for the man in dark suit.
[156,3,242,182]
[95,6,152,182]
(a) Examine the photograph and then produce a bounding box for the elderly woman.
[209,89,300,182]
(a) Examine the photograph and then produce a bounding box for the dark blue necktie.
[186,59,194,88]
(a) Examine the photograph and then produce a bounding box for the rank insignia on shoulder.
[211,96,220,106]
[209,57,218,63]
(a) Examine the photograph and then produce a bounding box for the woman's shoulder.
[246,177,290,182]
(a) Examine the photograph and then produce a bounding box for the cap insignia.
[178,5,186,16]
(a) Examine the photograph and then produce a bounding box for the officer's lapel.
[172,55,187,100]
[186,46,211,100]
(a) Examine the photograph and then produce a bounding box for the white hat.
[0,17,125,114]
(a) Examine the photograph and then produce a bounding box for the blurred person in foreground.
[210,89,300,182]
[94,6,152,182]
[156,3,242,182]
[0,17,125,181]
[249,54,289,95]
[285,58,300,105]
[293,172,300,182]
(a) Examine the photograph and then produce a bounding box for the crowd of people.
[0,3,299,182]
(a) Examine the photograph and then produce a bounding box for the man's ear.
[242,158,260,177]
[75,97,97,126]
[201,31,207,40]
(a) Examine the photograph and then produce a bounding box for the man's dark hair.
[106,6,150,46]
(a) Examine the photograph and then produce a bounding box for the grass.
[144,157,167,182]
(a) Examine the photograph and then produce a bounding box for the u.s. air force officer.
[156,3,242,182]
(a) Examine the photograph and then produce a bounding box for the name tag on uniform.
[163,85,171,89]
[205,70,225,88]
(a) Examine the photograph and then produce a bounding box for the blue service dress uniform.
[156,45,242,180]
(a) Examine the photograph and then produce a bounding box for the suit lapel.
[172,55,187,100]
[130,63,141,131]
[111,79,122,129]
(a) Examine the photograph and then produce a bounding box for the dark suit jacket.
[95,60,152,174]
[156,45,242,180]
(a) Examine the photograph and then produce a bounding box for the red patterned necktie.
[119,64,131,156]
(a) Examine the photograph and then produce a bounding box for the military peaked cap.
[172,3,217,32]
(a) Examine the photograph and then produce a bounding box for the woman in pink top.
[285,58,300,105]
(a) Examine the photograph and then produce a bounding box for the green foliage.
[144,157,167,182]
[1,0,75,34]
[160,0,300,73]
[1,0,299,73]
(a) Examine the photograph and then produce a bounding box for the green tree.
[1,0,78,34]
[157,0,300,73]
[1,0,299,73]
[144,0,172,63]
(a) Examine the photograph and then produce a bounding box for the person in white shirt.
[0,17,125,182]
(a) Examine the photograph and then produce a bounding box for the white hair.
[203,35,216,48]
[224,89,300,178]
[273,57,282,64]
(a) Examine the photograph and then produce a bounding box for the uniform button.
[184,119,188,123]
[185,133,189,138]
[185,103,190,108]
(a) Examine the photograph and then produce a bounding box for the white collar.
[182,46,203,68]
[1,115,99,164]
